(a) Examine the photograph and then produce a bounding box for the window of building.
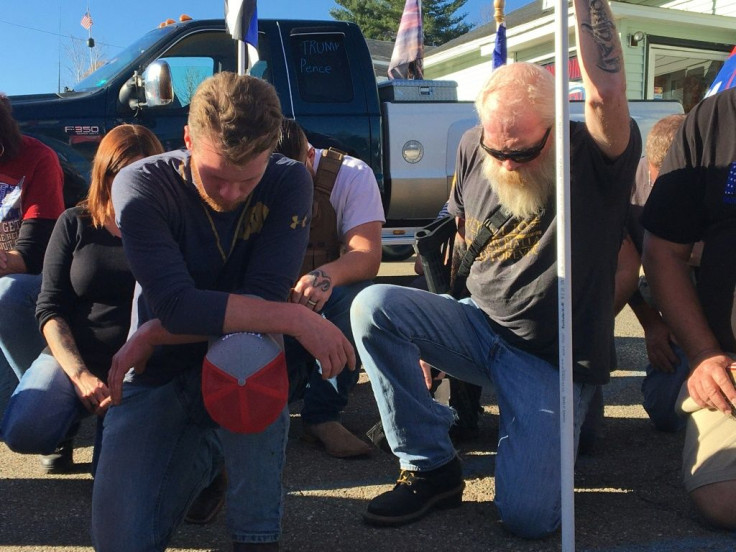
[647,45,727,112]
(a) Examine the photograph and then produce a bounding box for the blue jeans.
[0,351,103,471]
[286,281,371,424]
[91,367,288,551]
[0,273,45,420]
[641,344,689,432]
[351,284,595,539]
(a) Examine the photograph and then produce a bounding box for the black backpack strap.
[456,206,512,279]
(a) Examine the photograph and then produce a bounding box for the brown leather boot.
[303,421,372,458]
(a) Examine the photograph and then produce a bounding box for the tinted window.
[290,33,353,103]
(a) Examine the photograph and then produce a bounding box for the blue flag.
[245,5,258,50]
[493,21,506,71]
[705,46,736,98]
[225,0,257,47]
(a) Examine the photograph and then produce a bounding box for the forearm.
[574,0,630,157]
[574,0,624,84]
[614,236,640,315]
[223,295,313,337]
[42,318,89,380]
[322,220,382,287]
[223,293,355,379]
[317,249,381,288]
[629,295,663,330]
[642,237,719,361]
[131,318,207,348]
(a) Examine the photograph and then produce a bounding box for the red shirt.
[0,135,64,251]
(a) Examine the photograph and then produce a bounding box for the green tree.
[330,0,472,46]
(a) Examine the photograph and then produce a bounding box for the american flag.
[80,12,93,30]
[388,0,424,79]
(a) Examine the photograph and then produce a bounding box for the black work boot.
[363,456,464,526]
[40,439,74,474]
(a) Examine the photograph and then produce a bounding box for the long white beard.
[482,152,555,219]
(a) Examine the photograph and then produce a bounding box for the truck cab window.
[290,33,353,103]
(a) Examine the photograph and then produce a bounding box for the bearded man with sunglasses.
[351,0,641,539]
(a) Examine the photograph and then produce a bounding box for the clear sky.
[0,0,527,96]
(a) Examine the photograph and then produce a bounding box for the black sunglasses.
[479,126,552,164]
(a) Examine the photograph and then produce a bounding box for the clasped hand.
[687,353,736,414]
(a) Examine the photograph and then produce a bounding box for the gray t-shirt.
[450,121,641,384]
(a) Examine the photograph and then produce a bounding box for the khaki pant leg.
[678,366,736,492]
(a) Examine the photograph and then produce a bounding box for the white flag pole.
[225,0,251,76]
[237,41,246,76]
[554,0,574,549]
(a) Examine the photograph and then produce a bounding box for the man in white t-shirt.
[280,126,385,457]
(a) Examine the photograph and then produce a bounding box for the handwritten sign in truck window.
[290,33,353,103]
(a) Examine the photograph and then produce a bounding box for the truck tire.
[381,245,415,262]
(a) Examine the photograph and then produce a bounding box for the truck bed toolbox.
[378,79,458,102]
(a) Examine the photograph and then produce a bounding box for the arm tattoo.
[309,269,332,292]
[580,0,621,74]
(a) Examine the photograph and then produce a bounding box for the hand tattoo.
[309,269,332,292]
[581,0,621,74]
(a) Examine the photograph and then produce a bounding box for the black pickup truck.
[11,17,479,254]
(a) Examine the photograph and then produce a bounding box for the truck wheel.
[381,245,415,262]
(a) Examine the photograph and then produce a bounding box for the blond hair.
[187,72,283,165]
[83,125,163,228]
[475,62,555,129]
[645,114,686,170]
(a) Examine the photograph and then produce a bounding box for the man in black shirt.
[642,87,736,529]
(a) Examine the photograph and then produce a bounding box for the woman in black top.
[0,125,163,474]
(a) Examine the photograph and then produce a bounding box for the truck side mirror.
[118,61,174,113]
[141,60,174,107]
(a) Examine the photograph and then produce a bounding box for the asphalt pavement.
[2,258,736,551]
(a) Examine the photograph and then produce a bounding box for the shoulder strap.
[314,147,345,194]
[456,206,513,278]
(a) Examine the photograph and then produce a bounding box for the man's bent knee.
[3,424,55,455]
[351,284,422,327]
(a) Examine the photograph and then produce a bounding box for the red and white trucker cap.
[202,332,288,434]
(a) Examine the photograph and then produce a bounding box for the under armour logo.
[290,215,308,229]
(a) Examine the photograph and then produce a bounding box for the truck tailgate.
[381,101,478,222]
